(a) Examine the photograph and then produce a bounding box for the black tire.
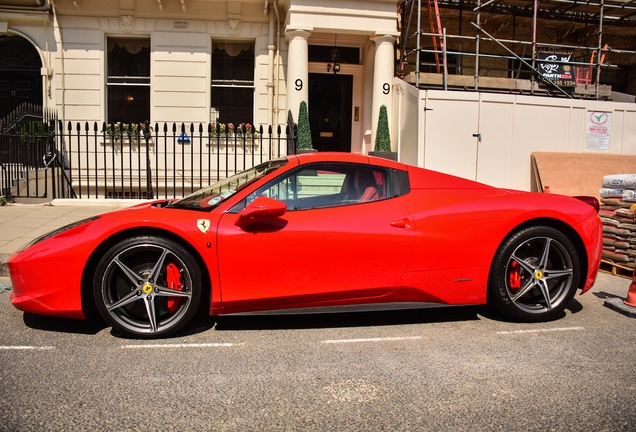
[488,226,580,322]
[93,236,202,338]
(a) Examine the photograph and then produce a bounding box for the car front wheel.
[488,226,581,322]
[93,236,202,338]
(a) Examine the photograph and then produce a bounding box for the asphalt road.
[1,272,635,432]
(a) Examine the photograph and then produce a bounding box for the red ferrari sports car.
[8,152,602,338]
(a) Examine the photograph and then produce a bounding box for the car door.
[215,163,416,308]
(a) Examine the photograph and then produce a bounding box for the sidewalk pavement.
[0,199,143,278]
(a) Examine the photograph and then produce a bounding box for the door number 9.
[382,83,390,95]
[295,79,303,91]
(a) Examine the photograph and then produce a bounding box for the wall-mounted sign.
[537,49,575,87]
[585,111,611,152]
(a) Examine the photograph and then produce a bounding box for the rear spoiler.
[573,196,600,213]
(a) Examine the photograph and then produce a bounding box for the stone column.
[285,29,311,123]
[371,35,396,148]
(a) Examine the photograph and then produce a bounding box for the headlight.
[16,216,100,253]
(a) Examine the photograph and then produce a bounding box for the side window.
[248,167,346,210]
[388,168,410,198]
[244,163,392,211]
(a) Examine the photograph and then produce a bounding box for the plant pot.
[297,149,317,154]
[369,151,398,161]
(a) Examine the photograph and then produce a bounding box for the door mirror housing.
[236,197,287,228]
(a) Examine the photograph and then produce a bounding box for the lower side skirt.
[224,302,479,316]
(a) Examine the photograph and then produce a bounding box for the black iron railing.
[1,117,296,201]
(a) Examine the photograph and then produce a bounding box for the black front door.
[308,73,352,152]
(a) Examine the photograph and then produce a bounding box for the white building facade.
[1,0,398,155]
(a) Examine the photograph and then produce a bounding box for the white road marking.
[496,326,585,335]
[0,346,54,350]
[121,342,245,349]
[321,336,422,344]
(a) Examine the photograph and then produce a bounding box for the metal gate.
[0,104,74,203]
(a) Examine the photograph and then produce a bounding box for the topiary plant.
[374,105,391,153]
[296,100,314,151]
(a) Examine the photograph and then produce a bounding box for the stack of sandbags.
[599,174,636,269]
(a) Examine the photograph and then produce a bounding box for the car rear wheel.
[488,226,580,322]
[93,236,202,338]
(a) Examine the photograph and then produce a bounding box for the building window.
[211,42,254,125]
[107,38,150,124]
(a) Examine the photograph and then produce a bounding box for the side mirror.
[236,197,287,228]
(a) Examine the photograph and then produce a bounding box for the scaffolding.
[398,0,636,100]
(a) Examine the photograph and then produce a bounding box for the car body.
[8,152,603,338]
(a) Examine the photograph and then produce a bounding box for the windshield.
[168,158,288,210]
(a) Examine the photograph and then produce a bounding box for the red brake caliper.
[509,260,521,290]
[166,263,184,313]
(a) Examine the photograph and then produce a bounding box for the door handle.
[390,218,413,230]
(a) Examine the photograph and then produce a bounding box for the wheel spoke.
[538,238,552,268]
[544,268,573,281]
[113,256,143,285]
[510,279,538,303]
[536,279,552,310]
[148,248,170,283]
[510,254,536,274]
[107,290,142,312]
[144,296,159,332]
[155,284,192,299]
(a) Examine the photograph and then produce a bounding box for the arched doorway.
[0,35,43,119]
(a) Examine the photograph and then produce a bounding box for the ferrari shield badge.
[197,219,211,234]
